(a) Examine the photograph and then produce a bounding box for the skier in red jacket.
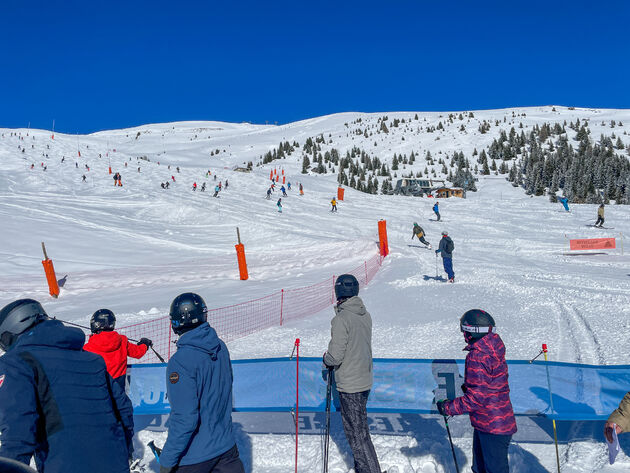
[83,309,152,390]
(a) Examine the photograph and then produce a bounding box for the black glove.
[139,338,153,348]
[461,383,468,394]
[159,467,174,473]
[436,400,447,416]
[322,352,334,369]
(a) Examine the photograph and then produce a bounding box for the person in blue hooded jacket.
[159,293,245,473]
[0,299,134,473]
[433,202,441,221]
[558,196,570,212]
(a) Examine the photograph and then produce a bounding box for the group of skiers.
[412,222,455,282]
[113,172,123,187]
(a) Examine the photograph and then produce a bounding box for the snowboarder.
[192,182,197,191]
[331,197,337,212]
[412,222,431,249]
[437,310,517,473]
[433,202,441,221]
[323,275,382,473]
[159,293,246,473]
[435,231,455,282]
[277,198,283,213]
[595,204,605,227]
[281,185,287,197]
[214,185,220,197]
[266,188,272,200]
[0,299,134,472]
[83,309,152,391]
[558,196,570,212]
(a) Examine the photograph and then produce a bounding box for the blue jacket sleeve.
[159,355,200,468]
[0,357,39,464]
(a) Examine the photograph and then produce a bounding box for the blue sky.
[1,0,629,133]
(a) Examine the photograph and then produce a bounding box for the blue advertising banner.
[127,358,630,420]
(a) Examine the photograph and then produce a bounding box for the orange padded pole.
[337,187,345,201]
[235,228,249,280]
[41,242,60,298]
[378,220,389,257]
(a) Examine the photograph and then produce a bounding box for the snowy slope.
[1,106,629,472]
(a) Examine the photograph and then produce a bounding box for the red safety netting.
[118,252,384,363]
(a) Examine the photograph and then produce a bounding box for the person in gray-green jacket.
[324,274,381,473]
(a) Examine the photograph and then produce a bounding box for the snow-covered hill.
[1,106,629,472]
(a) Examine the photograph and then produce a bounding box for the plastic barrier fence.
[118,252,383,362]
[128,358,630,421]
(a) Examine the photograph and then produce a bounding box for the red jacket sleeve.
[125,337,148,359]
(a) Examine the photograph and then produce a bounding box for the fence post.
[331,275,335,304]
[280,289,284,326]
[167,320,172,360]
[364,261,368,285]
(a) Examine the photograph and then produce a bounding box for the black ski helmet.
[90,309,116,333]
[334,274,360,301]
[169,292,207,335]
[460,309,496,342]
[0,299,48,351]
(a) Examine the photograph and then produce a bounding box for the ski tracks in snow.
[555,302,605,365]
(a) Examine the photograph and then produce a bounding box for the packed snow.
[1,106,629,472]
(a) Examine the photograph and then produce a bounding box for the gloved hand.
[139,338,153,348]
[159,466,174,473]
[322,352,334,369]
[461,383,468,394]
[436,399,447,416]
[435,250,439,255]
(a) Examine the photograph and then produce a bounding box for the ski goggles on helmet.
[460,323,495,335]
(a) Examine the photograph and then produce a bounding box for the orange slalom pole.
[378,220,389,257]
[41,242,60,298]
[235,227,249,280]
[337,187,345,201]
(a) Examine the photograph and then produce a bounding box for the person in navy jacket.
[0,299,134,473]
[159,293,244,473]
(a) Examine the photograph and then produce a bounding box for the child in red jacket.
[437,310,517,473]
[84,309,152,390]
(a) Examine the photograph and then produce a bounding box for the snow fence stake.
[542,344,561,473]
[41,242,60,298]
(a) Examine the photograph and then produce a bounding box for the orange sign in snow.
[569,238,616,251]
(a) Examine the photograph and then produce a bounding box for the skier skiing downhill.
[0,299,134,473]
[435,231,455,282]
[83,309,152,391]
[411,222,431,249]
[558,196,570,212]
[281,185,287,197]
[433,202,441,221]
[159,293,245,473]
[331,197,337,212]
[266,188,272,200]
[323,274,382,473]
[437,310,517,473]
[595,203,605,227]
[277,198,283,213]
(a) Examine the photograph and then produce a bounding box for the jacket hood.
[465,332,505,359]
[85,330,123,353]
[335,296,367,316]
[13,319,85,351]
[176,322,221,358]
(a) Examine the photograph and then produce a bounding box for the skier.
[558,196,570,212]
[83,309,152,391]
[192,182,197,191]
[113,172,119,186]
[277,198,283,213]
[433,202,441,221]
[266,188,272,200]
[411,222,431,249]
[218,181,222,190]
[287,182,291,190]
[165,181,170,189]
[172,175,176,182]
[0,299,134,473]
[225,179,228,189]
[299,183,304,195]
[214,185,220,197]
[595,203,605,227]
[437,310,517,473]
[176,166,180,173]
[82,174,87,182]
[161,182,166,189]
[435,231,455,282]
[331,197,337,212]
[159,293,245,473]
[201,183,206,192]
[323,275,382,473]
[281,185,287,197]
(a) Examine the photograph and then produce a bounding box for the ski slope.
[1,106,629,472]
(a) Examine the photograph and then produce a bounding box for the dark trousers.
[442,257,454,280]
[112,374,126,392]
[338,390,381,473]
[173,445,245,473]
[418,236,430,247]
[595,216,604,226]
[434,211,441,221]
[472,429,511,473]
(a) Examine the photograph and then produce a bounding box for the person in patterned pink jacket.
[437,309,517,473]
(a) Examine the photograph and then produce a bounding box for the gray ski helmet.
[169,292,207,335]
[90,309,116,333]
[0,299,48,351]
[334,274,360,300]
[460,309,496,342]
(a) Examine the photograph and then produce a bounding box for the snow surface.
[1,106,629,472]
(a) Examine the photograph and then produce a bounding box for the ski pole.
[435,253,439,278]
[442,414,460,473]
[55,318,166,362]
[147,440,161,464]
[323,366,333,473]
[542,344,561,473]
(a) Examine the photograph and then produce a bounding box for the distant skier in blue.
[287,182,291,190]
[281,185,287,197]
[433,202,441,221]
[558,196,570,212]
